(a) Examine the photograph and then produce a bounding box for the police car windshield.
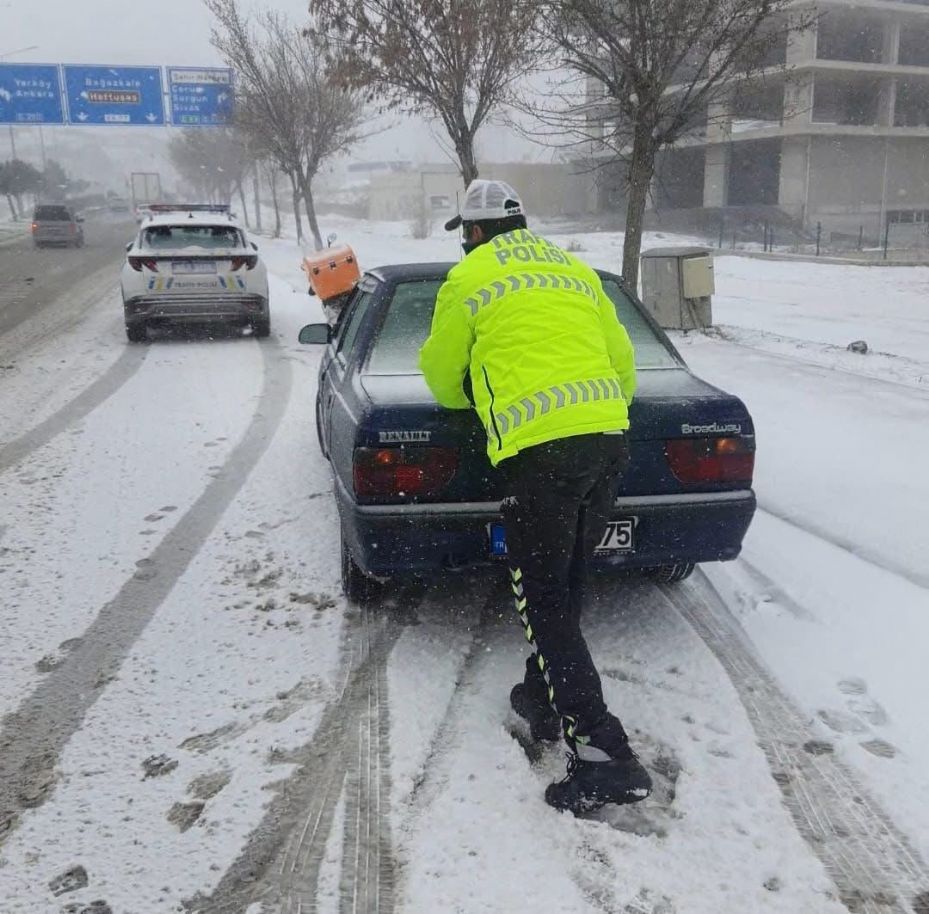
[366,277,679,374]
[142,225,243,249]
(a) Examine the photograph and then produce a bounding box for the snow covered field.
[0,216,927,913]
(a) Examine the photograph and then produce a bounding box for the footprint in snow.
[860,738,898,759]
[594,740,682,839]
[827,677,890,732]
[188,769,231,800]
[624,888,676,914]
[818,708,868,735]
[838,677,867,695]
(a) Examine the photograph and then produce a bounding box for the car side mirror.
[76,216,85,223]
[251,242,259,251]
[299,323,331,344]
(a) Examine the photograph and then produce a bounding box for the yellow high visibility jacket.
[419,228,637,466]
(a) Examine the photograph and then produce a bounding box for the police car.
[120,205,270,342]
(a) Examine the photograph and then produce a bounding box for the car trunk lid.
[358,368,754,503]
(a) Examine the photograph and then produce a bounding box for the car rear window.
[365,277,679,374]
[142,225,243,249]
[34,206,72,221]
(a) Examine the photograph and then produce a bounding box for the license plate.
[489,523,508,557]
[172,260,216,274]
[595,520,635,553]
[488,519,635,558]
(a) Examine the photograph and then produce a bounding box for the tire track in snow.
[188,597,409,914]
[395,582,506,830]
[0,339,291,842]
[0,342,149,473]
[390,579,513,909]
[755,503,929,593]
[335,607,396,914]
[664,571,929,914]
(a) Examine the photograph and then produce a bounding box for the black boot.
[510,682,561,742]
[545,746,652,814]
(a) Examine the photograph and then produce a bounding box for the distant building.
[366,162,592,222]
[591,0,929,242]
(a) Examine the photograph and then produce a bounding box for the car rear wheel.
[125,322,148,343]
[341,532,383,607]
[252,316,271,338]
[650,563,696,584]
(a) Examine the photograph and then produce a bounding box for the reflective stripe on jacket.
[419,229,637,466]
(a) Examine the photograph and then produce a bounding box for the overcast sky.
[1,0,545,165]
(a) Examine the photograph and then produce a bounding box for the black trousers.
[502,433,629,753]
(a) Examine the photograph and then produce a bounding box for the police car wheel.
[125,322,148,343]
[252,317,271,338]
[341,532,383,607]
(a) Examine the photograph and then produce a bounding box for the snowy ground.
[0,216,927,913]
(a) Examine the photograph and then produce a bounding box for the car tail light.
[128,257,159,272]
[353,446,458,499]
[230,255,258,271]
[69,223,77,233]
[665,437,754,485]
[31,222,37,233]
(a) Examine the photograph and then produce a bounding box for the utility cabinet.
[639,247,714,330]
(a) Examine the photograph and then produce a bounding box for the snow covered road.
[1,220,927,914]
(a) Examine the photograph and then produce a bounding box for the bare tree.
[206,0,365,249]
[262,161,283,238]
[0,159,42,218]
[309,0,545,186]
[168,127,251,215]
[537,0,809,286]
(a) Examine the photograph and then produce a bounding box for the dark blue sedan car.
[300,263,756,604]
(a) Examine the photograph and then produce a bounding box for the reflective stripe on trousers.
[510,565,591,749]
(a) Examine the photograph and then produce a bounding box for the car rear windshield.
[142,225,243,249]
[365,277,679,374]
[33,206,72,221]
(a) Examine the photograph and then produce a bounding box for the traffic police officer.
[419,180,652,813]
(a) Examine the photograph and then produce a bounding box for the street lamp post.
[1,46,40,161]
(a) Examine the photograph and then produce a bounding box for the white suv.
[120,208,270,342]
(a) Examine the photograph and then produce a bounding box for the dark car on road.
[32,204,85,248]
[300,263,757,604]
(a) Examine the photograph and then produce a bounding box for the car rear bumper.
[124,293,268,323]
[34,232,79,244]
[337,481,756,578]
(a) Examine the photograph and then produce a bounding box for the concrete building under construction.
[597,0,929,243]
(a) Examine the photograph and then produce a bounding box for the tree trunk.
[299,174,323,251]
[252,164,262,233]
[288,172,304,244]
[621,126,657,290]
[456,135,479,187]
[237,181,250,228]
[268,169,281,239]
[5,194,18,220]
